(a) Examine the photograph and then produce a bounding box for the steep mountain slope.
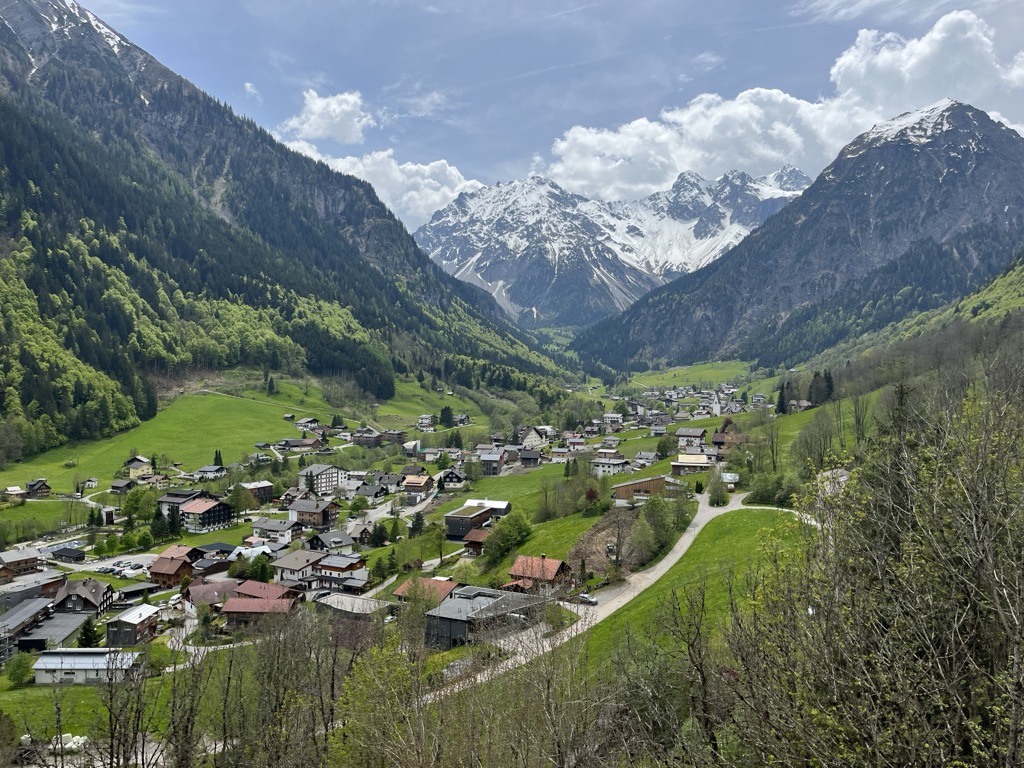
[0,0,570,460]
[415,168,808,327]
[571,100,1024,371]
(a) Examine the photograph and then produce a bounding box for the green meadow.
[586,507,801,661]
[629,360,753,389]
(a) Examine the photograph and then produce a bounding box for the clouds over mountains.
[278,10,1024,228]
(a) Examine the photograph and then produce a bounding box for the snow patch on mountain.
[415,166,809,326]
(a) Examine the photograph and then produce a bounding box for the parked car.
[130,563,144,570]
[578,593,598,606]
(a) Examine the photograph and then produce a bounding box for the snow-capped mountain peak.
[415,165,809,327]
[862,98,959,145]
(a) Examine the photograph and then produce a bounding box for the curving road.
[436,492,787,694]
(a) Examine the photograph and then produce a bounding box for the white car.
[578,593,598,606]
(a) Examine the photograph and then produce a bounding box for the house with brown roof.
[159,544,206,563]
[150,556,193,589]
[506,555,571,596]
[234,580,293,600]
[183,580,237,615]
[221,597,294,628]
[289,499,339,529]
[394,576,459,603]
[402,475,434,503]
[462,528,491,557]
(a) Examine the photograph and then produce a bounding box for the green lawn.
[586,508,802,662]
[0,499,78,540]
[629,361,753,389]
[0,672,102,735]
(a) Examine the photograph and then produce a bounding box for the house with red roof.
[393,577,459,604]
[506,555,571,596]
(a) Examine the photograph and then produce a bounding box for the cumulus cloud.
[546,10,1024,201]
[283,141,482,229]
[277,89,376,144]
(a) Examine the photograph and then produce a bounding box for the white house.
[33,648,142,685]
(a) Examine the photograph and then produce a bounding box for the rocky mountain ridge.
[415,166,809,327]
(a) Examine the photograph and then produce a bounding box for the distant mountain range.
[570,100,1024,371]
[415,167,809,327]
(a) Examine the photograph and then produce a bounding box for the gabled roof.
[394,576,458,602]
[234,580,291,599]
[252,517,302,532]
[180,497,222,514]
[272,549,327,571]
[289,499,333,514]
[675,427,707,437]
[508,555,569,583]
[108,603,161,626]
[311,529,355,548]
[221,597,294,615]
[150,556,190,575]
[160,544,204,561]
[55,577,110,607]
[463,528,491,544]
[0,547,42,564]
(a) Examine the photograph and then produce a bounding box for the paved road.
[443,492,784,692]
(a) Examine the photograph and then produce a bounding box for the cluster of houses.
[0,546,163,670]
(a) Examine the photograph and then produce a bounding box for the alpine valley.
[415,167,810,327]
[571,99,1024,372]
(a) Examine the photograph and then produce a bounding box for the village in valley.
[0,375,777,752]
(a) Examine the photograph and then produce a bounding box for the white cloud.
[545,10,1024,201]
[283,141,482,229]
[692,51,724,72]
[243,82,262,102]
[277,89,376,144]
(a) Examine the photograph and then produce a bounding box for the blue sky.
[86,0,1024,228]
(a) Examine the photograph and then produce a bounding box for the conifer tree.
[78,615,100,648]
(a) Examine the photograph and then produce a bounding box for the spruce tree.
[214,449,223,466]
[168,508,182,537]
[78,616,100,648]
[409,510,425,538]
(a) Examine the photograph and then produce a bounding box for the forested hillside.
[0,0,572,463]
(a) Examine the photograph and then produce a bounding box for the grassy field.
[0,499,79,537]
[0,671,102,735]
[372,378,490,433]
[586,507,801,662]
[0,391,321,495]
[629,361,753,389]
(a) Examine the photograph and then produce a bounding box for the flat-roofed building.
[33,648,142,685]
[443,499,512,538]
